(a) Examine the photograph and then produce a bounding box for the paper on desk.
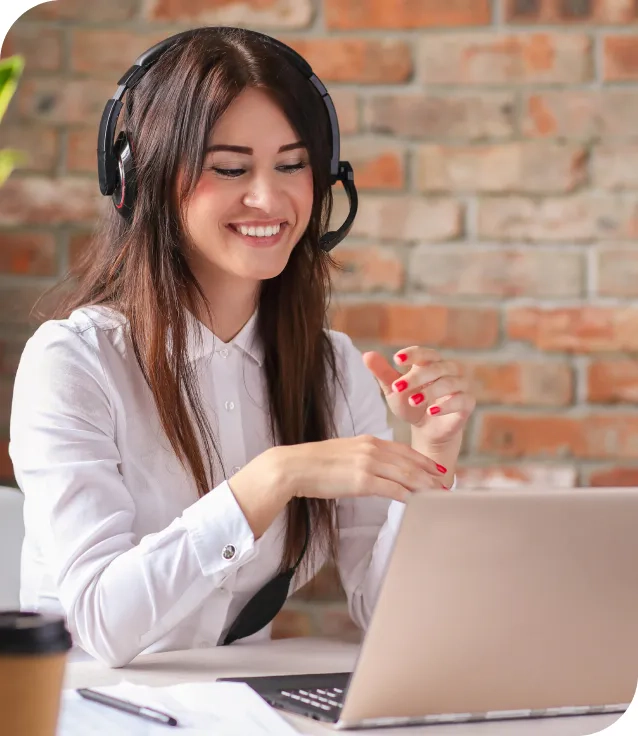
[58,680,299,735]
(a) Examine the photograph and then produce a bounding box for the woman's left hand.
[362,346,476,447]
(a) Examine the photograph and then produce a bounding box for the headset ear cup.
[112,131,136,220]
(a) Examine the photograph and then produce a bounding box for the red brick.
[507,307,638,352]
[460,360,574,406]
[315,609,362,643]
[70,30,168,76]
[504,0,638,24]
[417,33,592,85]
[66,128,97,174]
[331,195,461,242]
[15,78,117,126]
[285,38,411,84]
[592,145,638,189]
[272,608,313,639]
[0,284,57,327]
[0,177,105,226]
[293,564,344,602]
[410,246,583,298]
[457,464,577,488]
[587,361,638,403]
[417,142,586,194]
[340,140,404,190]
[0,126,58,174]
[603,36,638,80]
[0,439,13,482]
[325,0,491,29]
[332,90,358,135]
[478,195,638,242]
[330,303,499,349]
[0,30,15,58]
[364,92,516,140]
[3,26,62,72]
[27,0,139,21]
[588,467,638,487]
[0,231,57,276]
[68,232,94,269]
[0,379,13,434]
[332,245,404,293]
[478,413,638,459]
[523,90,638,139]
[0,338,26,377]
[596,246,638,298]
[145,0,312,26]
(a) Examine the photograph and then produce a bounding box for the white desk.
[64,638,621,736]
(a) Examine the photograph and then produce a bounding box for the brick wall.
[2,0,638,640]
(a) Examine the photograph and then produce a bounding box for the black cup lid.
[0,611,72,655]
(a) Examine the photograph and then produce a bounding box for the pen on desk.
[77,688,179,727]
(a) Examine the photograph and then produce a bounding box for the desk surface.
[64,638,621,736]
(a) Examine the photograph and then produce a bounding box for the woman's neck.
[192,272,259,344]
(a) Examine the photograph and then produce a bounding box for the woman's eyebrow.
[205,141,306,154]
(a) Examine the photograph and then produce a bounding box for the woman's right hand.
[229,435,447,538]
[272,435,448,503]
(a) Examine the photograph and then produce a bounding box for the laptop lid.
[339,487,638,727]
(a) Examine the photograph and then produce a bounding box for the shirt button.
[224,401,235,411]
[230,465,241,476]
[219,348,229,358]
[222,544,236,560]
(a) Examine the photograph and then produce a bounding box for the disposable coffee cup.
[0,610,72,736]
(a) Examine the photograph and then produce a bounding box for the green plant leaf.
[0,149,28,187]
[0,54,25,124]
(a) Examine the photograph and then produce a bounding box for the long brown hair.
[34,27,344,573]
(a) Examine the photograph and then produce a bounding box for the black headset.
[97,27,358,252]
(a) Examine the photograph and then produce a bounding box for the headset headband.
[96,27,357,251]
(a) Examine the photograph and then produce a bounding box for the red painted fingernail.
[410,393,424,405]
[436,463,447,474]
[394,379,408,392]
[395,353,408,363]
[441,483,449,490]
[429,405,441,415]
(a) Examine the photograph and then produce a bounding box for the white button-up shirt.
[9,305,411,667]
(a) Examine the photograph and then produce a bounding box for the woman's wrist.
[410,427,462,489]
[227,447,294,539]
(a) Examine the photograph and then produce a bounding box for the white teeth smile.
[233,223,282,237]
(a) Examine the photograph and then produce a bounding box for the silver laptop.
[223,487,638,729]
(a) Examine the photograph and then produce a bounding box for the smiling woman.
[9,26,473,668]
[184,87,314,290]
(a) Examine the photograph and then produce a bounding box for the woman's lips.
[227,223,288,248]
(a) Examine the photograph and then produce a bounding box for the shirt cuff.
[181,480,257,581]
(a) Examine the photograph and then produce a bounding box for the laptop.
[221,487,638,729]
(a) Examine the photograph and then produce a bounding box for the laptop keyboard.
[277,686,345,715]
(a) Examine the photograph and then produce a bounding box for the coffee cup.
[0,610,72,736]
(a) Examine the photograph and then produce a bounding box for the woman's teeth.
[234,223,282,237]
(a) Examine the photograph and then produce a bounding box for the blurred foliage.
[0,54,27,186]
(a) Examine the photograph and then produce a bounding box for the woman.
[9,27,475,668]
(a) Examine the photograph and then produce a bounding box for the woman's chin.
[236,261,289,282]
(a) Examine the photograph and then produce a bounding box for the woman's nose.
[241,172,280,211]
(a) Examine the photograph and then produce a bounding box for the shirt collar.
[184,308,264,366]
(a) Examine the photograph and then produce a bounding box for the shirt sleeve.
[9,322,262,668]
[331,334,455,630]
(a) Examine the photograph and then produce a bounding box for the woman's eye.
[208,162,307,178]
[211,167,245,178]
[277,162,307,173]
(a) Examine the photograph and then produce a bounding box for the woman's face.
[183,87,314,288]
